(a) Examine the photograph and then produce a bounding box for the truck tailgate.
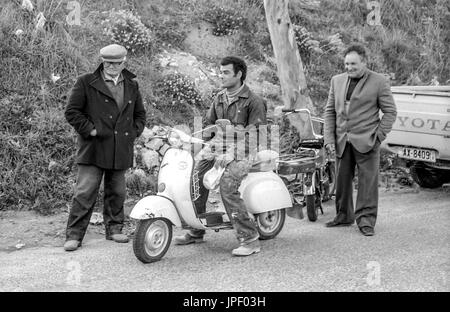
[381,88,450,162]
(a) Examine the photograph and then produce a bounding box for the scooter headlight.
[168,130,182,147]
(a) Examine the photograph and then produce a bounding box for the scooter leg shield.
[129,195,182,227]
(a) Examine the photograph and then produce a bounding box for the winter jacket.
[65,64,146,170]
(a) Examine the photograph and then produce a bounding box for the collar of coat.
[217,84,250,103]
[344,67,370,81]
[88,63,137,100]
[90,63,137,83]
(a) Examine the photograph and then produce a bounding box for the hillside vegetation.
[0,0,448,213]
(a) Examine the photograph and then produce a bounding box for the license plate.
[399,147,436,163]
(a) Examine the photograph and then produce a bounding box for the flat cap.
[100,44,127,62]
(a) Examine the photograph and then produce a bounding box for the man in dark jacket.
[64,44,146,251]
[173,56,267,256]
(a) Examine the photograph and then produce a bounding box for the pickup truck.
[381,86,450,188]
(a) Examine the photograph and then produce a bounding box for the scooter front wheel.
[255,209,286,240]
[133,218,172,263]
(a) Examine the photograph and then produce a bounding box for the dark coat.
[65,64,146,170]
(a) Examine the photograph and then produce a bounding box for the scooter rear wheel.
[133,218,172,263]
[255,209,286,240]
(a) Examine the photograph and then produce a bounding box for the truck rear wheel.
[410,163,445,188]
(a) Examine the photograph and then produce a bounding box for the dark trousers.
[66,165,127,241]
[334,142,380,229]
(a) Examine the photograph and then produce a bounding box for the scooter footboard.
[129,195,182,227]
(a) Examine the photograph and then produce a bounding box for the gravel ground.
[0,185,448,292]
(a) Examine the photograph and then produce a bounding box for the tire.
[410,163,444,189]
[306,194,318,222]
[133,218,172,263]
[255,209,286,240]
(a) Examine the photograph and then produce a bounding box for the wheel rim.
[144,220,169,257]
[257,210,281,235]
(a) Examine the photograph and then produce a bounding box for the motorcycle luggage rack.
[277,151,317,175]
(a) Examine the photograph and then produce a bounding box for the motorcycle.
[277,108,336,222]
[129,125,293,263]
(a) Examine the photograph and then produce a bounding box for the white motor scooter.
[130,125,294,263]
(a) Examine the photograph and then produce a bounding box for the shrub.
[156,72,204,109]
[381,39,421,84]
[202,5,245,36]
[293,25,322,65]
[150,72,205,127]
[102,9,153,53]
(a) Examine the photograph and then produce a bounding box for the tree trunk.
[264,0,315,139]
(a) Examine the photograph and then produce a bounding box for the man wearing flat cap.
[64,44,146,251]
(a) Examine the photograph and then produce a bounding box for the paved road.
[0,187,449,292]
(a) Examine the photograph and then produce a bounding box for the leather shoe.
[106,233,129,243]
[325,220,353,227]
[174,233,204,245]
[64,240,81,251]
[359,226,374,236]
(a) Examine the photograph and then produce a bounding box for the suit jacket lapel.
[338,74,349,113]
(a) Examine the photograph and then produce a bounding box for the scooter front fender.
[129,195,182,227]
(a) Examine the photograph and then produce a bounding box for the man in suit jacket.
[63,44,146,251]
[323,44,397,236]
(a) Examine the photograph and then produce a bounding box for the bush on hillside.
[102,9,154,53]
[150,72,205,127]
[156,72,204,108]
[202,5,245,37]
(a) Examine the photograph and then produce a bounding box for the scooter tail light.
[158,183,166,193]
